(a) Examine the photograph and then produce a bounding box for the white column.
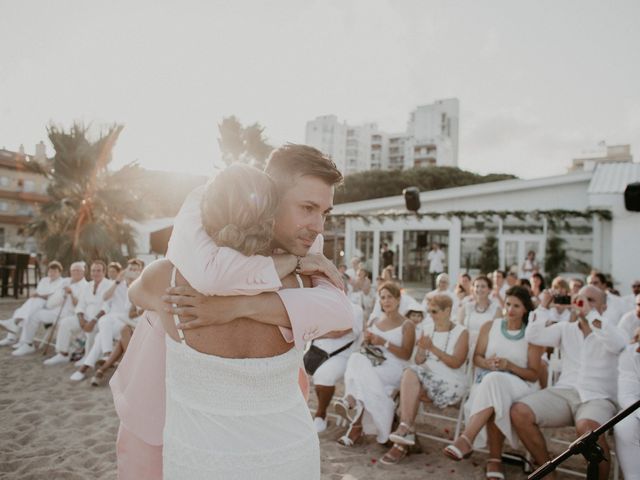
[344,218,354,263]
[592,215,603,271]
[372,229,381,280]
[448,217,461,283]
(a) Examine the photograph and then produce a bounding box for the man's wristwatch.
[295,256,303,274]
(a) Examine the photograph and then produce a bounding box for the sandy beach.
[0,298,584,479]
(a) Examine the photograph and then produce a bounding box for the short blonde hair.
[201,164,278,257]
[428,293,453,312]
[551,276,570,292]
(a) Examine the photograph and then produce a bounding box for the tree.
[217,116,273,169]
[334,166,516,204]
[478,234,499,274]
[28,123,146,267]
[545,235,568,281]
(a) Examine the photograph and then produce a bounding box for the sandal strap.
[487,458,502,464]
[392,444,407,452]
[399,421,413,430]
[459,434,473,448]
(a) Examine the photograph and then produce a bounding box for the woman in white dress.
[380,293,469,465]
[135,164,323,479]
[336,281,416,446]
[444,286,543,480]
[457,275,501,349]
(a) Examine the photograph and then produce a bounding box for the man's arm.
[524,308,563,348]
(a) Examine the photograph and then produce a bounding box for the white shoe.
[313,417,327,433]
[69,371,86,382]
[43,353,70,366]
[0,318,18,334]
[0,333,17,346]
[74,357,86,368]
[12,341,23,349]
[12,343,36,357]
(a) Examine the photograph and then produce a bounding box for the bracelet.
[295,256,303,274]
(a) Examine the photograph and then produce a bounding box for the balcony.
[0,189,49,204]
[0,214,32,225]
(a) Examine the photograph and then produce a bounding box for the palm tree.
[28,123,146,267]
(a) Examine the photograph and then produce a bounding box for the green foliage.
[334,166,516,204]
[545,235,568,280]
[217,116,273,169]
[28,123,146,267]
[478,234,499,274]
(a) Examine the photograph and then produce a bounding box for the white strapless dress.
[163,335,319,479]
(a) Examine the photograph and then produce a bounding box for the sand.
[0,298,584,479]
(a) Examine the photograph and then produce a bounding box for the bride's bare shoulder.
[129,259,173,310]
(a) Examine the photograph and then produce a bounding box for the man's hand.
[162,286,236,330]
[572,293,591,319]
[297,254,344,290]
[540,289,554,309]
[417,334,433,351]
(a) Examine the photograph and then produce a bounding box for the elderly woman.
[444,286,542,480]
[380,294,470,465]
[336,282,416,446]
[457,275,501,349]
[425,273,458,315]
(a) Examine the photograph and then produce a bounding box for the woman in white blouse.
[457,275,501,348]
[380,294,469,465]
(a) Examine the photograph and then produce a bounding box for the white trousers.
[12,297,46,323]
[312,351,350,387]
[614,413,640,480]
[55,315,96,355]
[19,308,62,345]
[82,313,126,368]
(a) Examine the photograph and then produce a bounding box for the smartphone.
[553,295,571,305]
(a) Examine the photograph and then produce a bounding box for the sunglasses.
[428,309,441,315]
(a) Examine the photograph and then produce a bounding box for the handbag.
[303,341,354,375]
[360,344,386,367]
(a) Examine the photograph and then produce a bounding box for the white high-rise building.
[305,98,459,175]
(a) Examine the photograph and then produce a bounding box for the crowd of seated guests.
[0,257,145,386]
[325,258,640,480]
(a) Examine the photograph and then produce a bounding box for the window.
[0,176,10,187]
[23,180,35,192]
[0,201,8,212]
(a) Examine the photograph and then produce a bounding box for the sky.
[1,0,639,179]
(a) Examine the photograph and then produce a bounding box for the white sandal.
[379,444,408,465]
[443,434,473,460]
[334,397,363,424]
[388,422,416,446]
[485,458,505,479]
[337,424,362,447]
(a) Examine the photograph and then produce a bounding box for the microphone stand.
[529,398,640,479]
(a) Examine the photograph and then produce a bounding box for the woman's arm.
[473,320,494,370]
[387,321,416,361]
[429,329,469,369]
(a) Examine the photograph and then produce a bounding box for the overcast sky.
[1,0,639,178]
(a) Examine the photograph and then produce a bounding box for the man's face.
[635,294,640,318]
[70,267,85,282]
[632,281,640,296]
[272,176,333,257]
[494,271,504,286]
[579,285,606,315]
[507,274,518,287]
[91,264,105,283]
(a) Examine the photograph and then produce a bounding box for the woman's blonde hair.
[428,293,453,312]
[201,164,279,257]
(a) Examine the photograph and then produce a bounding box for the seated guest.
[614,327,640,480]
[425,273,457,315]
[619,294,640,342]
[457,275,501,349]
[336,282,415,446]
[530,273,545,301]
[506,271,518,289]
[454,272,472,306]
[490,270,508,307]
[445,286,542,480]
[569,277,584,296]
[310,302,363,433]
[622,279,640,312]
[69,259,144,381]
[545,277,573,323]
[12,261,87,356]
[43,260,113,366]
[510,286,627,480]
[91,305,144,386]
[0,261,65,347]
[589,271,626,326]
[107,261,123,281]
[380,294,469,465]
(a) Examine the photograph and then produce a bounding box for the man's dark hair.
[128,258,145,269]
[494,270,506,278]
[264,143,343,192]
[92,260,107,271]
[47,260,63,272]
[592,272,607,284]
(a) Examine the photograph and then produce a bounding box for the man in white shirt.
[622,280,640,313]
[12,261,88,356]
[490,270,509,307]
[589,272,626,325]
[613,328,640,480]
[43,260,113,366]
[619,294,640,342]
[0,261,65,346]
[69,259,144,381]
[510,286,627,480]
[427,243,445,289]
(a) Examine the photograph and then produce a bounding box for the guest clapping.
[380,294,469,465]
[445,287,542,480]
[336,282,415,446]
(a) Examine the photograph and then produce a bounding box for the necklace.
[474,301,490,314]
[500,319,525,341]
[426,322,453,362]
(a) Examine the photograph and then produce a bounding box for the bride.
[130,164,322,479]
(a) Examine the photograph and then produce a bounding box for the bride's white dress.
[163,269,320,479]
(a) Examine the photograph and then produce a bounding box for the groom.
[110,144,353,479]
